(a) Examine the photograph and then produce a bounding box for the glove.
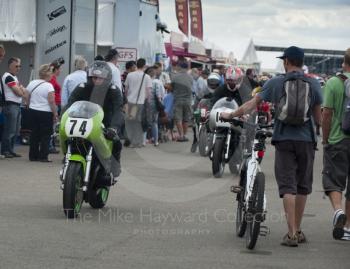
[105,128,119,141]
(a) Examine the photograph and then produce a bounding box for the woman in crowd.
[26,64,58,162]
[48,59,63,154]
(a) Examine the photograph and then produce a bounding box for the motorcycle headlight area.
[65,117,94,138]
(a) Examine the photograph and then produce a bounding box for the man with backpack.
[221,46,322,247]
[322,48,350,241]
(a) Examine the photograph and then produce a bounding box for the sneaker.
[49,148,60,154]
[296,230,307,243]
[281,233,298,247]
[3,152,14,158]
[112,177,118,185]
[340,227,350,241]
[177,137,188,142]
[39,158,53,163]
[10,152,22,157]
[123,139,131,147]
[333,209,347,240]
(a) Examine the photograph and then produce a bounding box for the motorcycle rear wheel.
[88,187,109,209]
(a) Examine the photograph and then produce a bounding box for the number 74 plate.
[65,117,94,138]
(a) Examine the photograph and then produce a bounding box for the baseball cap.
[277,46,304,61]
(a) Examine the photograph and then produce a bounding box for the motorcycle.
[59,101,117,218]
[197,98,213,157]
[191,98,213,156]
[209,97,241,178]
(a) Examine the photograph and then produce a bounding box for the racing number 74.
[69,119,88,136]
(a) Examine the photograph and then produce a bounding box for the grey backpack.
[337,74,350,135]
[276,76,312,125]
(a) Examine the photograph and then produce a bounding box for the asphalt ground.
[0,139,349,269]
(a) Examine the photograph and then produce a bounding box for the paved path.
[0,141,348,269]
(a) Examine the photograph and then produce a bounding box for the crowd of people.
[0,43,349,247]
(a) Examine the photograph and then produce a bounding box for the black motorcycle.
[209,97,241,178]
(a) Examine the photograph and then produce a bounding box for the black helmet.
[88,61,112,84]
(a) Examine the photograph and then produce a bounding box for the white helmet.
[207,72,221,90]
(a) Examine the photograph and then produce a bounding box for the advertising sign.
[35,0,73,82]
[115,48,138,62]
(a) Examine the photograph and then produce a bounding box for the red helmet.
[225,66,243,91]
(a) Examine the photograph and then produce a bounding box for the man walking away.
[124,58,152,147]
[171,61,193,142]
[322,48,350,241]
[221,46,322,247]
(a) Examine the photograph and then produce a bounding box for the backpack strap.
[337,73,348,82]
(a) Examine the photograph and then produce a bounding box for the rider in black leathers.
[211,67,243,106]
[211,67,243,107]
[66,61,123,181]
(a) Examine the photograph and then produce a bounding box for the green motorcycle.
[59,100,115,218]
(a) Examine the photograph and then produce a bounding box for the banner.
[175,0,189,36]
[35,0,73,83]
[189,0,203,40]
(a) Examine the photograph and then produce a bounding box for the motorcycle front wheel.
[212,138,225,178]
[246,172,265,250]
[198,126,209,157]
[63,162,84,219]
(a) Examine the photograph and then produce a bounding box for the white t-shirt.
[107,62,122,91]
[2,72,21,104]
[160,72,171,86]
[153,78,165,98]
[27,79,55,112]
[125,70,152,104]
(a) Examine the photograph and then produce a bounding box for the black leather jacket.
[211,84,243,107]
[66,82,124,131]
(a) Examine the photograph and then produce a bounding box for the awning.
[0,0,36,44]
[165,43,210,62]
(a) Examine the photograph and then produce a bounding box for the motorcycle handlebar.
[219,115,274,130]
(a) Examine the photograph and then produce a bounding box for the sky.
[158,0,350,69]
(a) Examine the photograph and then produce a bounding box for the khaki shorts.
[174,103,192,122]
[274,141,315,198]
[322,139,350,200]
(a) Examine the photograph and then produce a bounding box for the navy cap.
[277,46,304,61]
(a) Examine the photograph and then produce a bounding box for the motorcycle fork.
[82,147,93,192]
[210,132,217,158]
[225,130,232,161]
[60,145,71,189]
